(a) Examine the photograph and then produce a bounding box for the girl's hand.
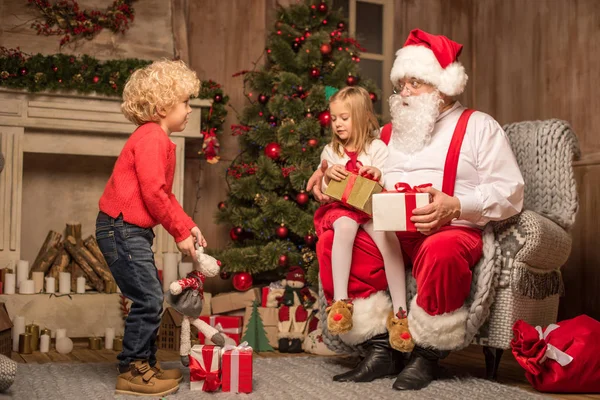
[358,165,381,181]
[190,226,207,247]
[325,164,349,182]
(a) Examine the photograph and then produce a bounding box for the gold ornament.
[1,71,10,79]
[254,193,267,206]
[34,72,46,83]
[302,247,315,263]
[72,73,83,83]
[280,118,295,127]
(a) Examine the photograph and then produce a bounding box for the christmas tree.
[241,301,274,352]
[215,0,380,285]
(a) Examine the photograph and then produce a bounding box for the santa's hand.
[306,160,332,204]
[410,186,461,235]
[170,281,183,295]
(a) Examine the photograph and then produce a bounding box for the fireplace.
[0,87,211,269]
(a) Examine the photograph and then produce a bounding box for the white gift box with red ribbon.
[373,183,432,232]
[189,345,221,392]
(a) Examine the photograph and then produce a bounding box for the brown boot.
[115,360,179,397]
[152,361,183,383]
[326,299,353,335]
[387,308,415,352]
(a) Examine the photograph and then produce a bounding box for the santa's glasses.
[393,78,427,94]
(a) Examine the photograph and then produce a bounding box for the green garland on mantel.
[0,47,229,163]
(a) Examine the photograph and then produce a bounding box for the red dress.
[313,150,371,236]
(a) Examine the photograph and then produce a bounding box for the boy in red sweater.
[95,59,206,397]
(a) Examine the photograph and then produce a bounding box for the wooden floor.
[11,341,599,400]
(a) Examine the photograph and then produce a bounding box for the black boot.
[288,338,303,353]
[392,345,450,391]
[333,333,405,382]
[278,338,290,353]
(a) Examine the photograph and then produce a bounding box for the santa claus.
[307,29,524,390]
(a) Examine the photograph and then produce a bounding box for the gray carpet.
[6,357,549,400]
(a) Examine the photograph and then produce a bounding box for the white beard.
[389,92,443,154]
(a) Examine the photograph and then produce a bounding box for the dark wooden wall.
[394,0,600,320]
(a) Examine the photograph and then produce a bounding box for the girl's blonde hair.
[329,86,380,157]
[121,59,200,125]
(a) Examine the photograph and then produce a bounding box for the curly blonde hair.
[121,59,200,125]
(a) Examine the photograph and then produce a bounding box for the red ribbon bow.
[345,160,377,181]
[393,182,433,193]
[189,347,221,392]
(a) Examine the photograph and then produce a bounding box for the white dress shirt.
[320,139,389,192]
[383,102,524,229]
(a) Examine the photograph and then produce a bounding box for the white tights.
[331,217,407,314]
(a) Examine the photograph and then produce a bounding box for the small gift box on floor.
[189,345,221,392]
[324,166,383,215]
[511,315,600,393]
[373,183,432,231]
[221,342,253,393]
[198,315,243,345]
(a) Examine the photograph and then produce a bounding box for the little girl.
[313,86,413,352]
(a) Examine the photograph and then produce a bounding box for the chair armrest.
[494,210,572,271]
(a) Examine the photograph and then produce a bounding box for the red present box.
[222,343,253,393]
[198,315,243,345]
[189,345,221,392]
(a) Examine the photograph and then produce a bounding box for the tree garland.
[27,0,136,47]
[0,47,229,163]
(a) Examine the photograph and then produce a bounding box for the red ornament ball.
[307,138,318,147]
[234,227,244,236]
[276,225,289,239]
[51,65,58,72]
[92,76,100,84]
[213,94,223,103]
[369,92,378,102]
[19,68,28,76]
[317,2,328,13]
[229,227,240,241]
[318,110,331,127]
[267,115,277,125]
[283,195,290,201]
[218,201,227,211]
[291,42,301,53]
[264,142,281,160]
[278,254,288,267]
[305,111,313,118]
[219,270,231,280]
[232,272,253,291]
[346,75,358,86]
[310,67,320,79]
[258,94,269,104]
[296,191,309,205]
[304,234,317,246]
[320,43,332,55]
[337,22,346,30]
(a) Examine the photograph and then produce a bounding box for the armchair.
[318,119,581,380]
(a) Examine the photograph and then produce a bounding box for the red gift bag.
[511,315,600,393]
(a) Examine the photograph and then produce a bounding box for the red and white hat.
[390,29,468,96]
[286,266,306,284]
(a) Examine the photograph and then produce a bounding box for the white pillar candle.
[45,277,56,293]
[4,273,15,294]
[19,279,35,294]
[59,272,71,294]
[162,253,178,292]
[105,327,115,350]
[12,316,25,352]
[16,260,29,289]
[39,334,50,353]
[55,328,67,339]
[32,271,44,293]
[76,277,86,294]
[178,262,193,279]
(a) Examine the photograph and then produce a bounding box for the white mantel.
[0,87,211,268]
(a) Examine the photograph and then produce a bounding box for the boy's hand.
[326,164,348,182]
[176,235,196,257]
[190,226,207,247]
[358,165,381,181]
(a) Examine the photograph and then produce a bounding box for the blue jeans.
[95,211,163,369]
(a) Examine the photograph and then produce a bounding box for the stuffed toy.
[266,266,318,353]
[165,245,232,366]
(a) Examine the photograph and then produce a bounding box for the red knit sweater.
[99,123,195,243]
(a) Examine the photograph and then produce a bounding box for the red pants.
[318,225,482,316]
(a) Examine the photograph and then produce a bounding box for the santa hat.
[390,29,468,96]
[286,266,306,284]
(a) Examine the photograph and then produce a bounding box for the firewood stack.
[29,222,117,293]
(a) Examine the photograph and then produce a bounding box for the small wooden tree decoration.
[241,300,274,352]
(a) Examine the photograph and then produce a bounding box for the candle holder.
[25,323,40,351]
[113,336,123,351]
[18,333,32,354]
[88,337,102,350]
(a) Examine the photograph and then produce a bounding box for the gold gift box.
[324,173,383,215]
